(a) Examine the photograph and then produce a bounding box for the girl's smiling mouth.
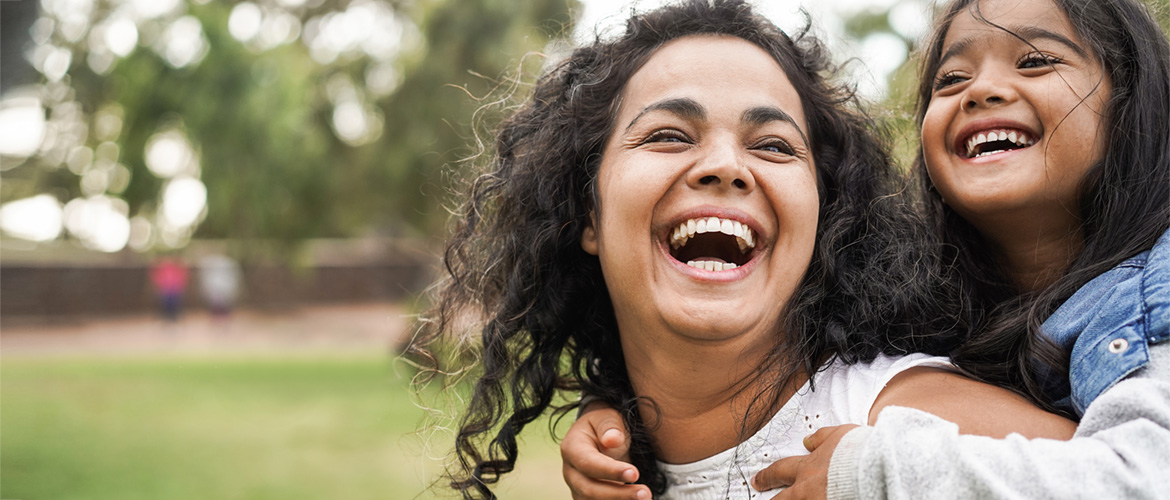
[666,215,758,272]
[959,128,1037,159]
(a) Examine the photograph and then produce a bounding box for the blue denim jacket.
[1041,228,1170,416]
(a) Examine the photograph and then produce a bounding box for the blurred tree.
[347,0,576,240]
[0,0,577,261]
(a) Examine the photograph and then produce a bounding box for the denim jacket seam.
[1141,260,1169,345]
[1142,264,1152,343]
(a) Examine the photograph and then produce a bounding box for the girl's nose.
[686,140,755,192]
[964,93,1007,110]
[962,70,1016,111]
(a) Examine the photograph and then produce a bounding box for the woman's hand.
[562,402,650,500]
[752,424,859,500]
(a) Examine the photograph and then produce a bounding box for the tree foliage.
[1,0,577,259]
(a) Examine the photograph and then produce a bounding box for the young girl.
[410,1,1075,499]
[563,0,1170,498]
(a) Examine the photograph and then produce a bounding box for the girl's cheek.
[921,97,958,156]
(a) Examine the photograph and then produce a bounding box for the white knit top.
[658,353,953,500]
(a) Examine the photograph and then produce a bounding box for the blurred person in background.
[198,254,242,320]
[150,256,189,322]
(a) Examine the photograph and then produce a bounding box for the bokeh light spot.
[0,194,64,242]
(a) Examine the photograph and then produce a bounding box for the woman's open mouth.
[667,216,756,272]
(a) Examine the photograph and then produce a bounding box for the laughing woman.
[408,1,1074,499]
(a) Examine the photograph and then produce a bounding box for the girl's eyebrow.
[939,25,1089,68]
[938,37,976,69]
[1013,25,1089,59]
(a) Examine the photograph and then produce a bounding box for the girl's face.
[580,35,819,346]
[922,0,1110,231]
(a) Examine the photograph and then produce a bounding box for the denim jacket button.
[1108,338,1129,353]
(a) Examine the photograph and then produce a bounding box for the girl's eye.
[1018,52,1062,69]
[752,138,796,156]
[642,129,690,144]
[933,70,967,91]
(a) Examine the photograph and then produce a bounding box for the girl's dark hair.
[409,0,963,497]
[912,0,1170,411]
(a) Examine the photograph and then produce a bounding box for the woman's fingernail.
[622,468,638,483]
[635,488,651,500]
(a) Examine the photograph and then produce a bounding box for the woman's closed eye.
[751,137,797,157]
[641,129,692,145]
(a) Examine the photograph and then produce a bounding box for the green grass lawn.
[1,355,571,500]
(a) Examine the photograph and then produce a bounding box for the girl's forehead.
[938,0,1098,65]
[944,0,1076,44]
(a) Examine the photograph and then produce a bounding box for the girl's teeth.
[669,216,756,252]
[964,128,1036,158]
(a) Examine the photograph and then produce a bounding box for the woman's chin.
[660,308,773,344]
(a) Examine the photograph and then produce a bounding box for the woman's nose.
[686,140,755,192]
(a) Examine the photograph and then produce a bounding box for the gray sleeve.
[826,341,1170,500]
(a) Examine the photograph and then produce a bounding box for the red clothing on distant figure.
[151,258,189,294]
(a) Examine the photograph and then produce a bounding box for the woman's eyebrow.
[625,97,705,132]
[743,106,809,145]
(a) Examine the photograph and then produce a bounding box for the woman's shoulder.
[803,353,954,425]
[816,353,954,386]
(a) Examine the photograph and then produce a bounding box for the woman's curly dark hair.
[910,0,1170,414]
[408,0,966,497]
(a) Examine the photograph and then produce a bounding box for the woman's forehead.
[617,35,808,133]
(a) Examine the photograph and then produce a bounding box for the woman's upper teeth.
[965,128,1036,158]
[669,216,755,252]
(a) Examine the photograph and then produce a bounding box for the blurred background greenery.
[1,354,577,500]
[0,0,579,259]
[1,0,1165,256]
[1,0,1166,499]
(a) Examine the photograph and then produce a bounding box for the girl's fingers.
[561,418,638,483]
[579,403,630,456]
[564,463,650,500]
[594,421,631,458]
[803,425,836,451]
[561,430,639,483]
[752,456,798,491]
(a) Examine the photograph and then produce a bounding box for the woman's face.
[581,35,819,346]
[921,0,1110,232]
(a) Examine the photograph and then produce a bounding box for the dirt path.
[1,302,412,357]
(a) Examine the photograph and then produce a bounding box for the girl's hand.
[752,424,859,500]
[562,402,650,500]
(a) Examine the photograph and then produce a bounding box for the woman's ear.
[581,212,599,255]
